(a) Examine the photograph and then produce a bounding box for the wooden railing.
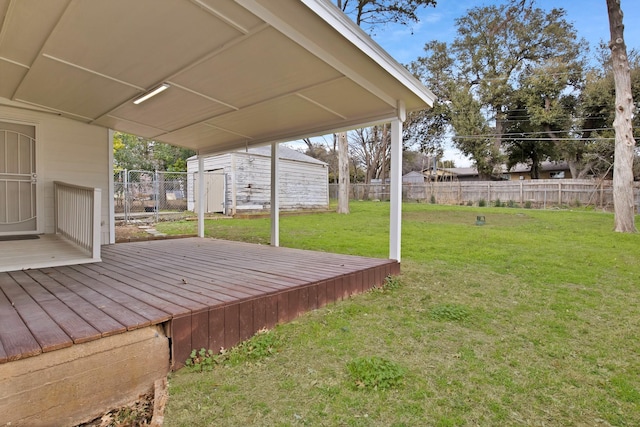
[54,181,102,259]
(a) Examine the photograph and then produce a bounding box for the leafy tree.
[502,58,580,178]
[405,41,451,155]
[412,0,586,178]
[113,132,194,172]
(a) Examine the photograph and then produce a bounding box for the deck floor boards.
[0,238,398,367]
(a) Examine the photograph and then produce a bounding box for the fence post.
[154,170,159,223]
[520,180,524,205]
[558,182,562,206]
[124,169,129,223]
[487,183,491,204]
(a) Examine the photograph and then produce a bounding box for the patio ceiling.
[0,0,435,155]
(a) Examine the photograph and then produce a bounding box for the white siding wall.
[188,151,328,213]
[1,104,111,244]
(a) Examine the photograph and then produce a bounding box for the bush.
[478,199,486,207]
[430,194,437,204]
[507,200,516,208]
[494,199,502,207]
[524,200,532,209]
[347,356,407,390]
[429,303,471,322]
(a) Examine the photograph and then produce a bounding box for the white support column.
[197,155,205,238]
[390,102,405,261]
[108,129,115,244]
[270,142,280,247]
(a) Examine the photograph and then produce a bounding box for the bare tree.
[333,0,437,213]
[607,0,637,232]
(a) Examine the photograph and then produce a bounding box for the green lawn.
[160,202,640,426]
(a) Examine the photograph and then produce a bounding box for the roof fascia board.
[299,0,435,107]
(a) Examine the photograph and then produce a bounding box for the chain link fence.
[114,170,190,223]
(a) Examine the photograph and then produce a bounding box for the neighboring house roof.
[439,167,479,177]
[508,161,570,173]
[189,146,326,165]
[403,171,426,178]
[440,162,570,177]
[0,1,434,156]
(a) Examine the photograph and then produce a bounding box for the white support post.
[197,155,205,238]
[390,117,403,261]
[270,142,280,247]
[108,129,115,244]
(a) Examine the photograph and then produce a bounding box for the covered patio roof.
[0,0,434,155]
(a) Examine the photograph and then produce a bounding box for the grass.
[161,202,640,426]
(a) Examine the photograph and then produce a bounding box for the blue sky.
[371,0,640,166]
[375,0,640,65]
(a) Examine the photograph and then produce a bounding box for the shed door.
[0,122,37,235]
[194,171,224,213]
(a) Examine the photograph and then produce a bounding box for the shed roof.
[0,0,434,155]
[189,145,326,165]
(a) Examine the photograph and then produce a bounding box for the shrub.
[429,303,470,322]
[185,348,216,372]
[524,200,532,209]
[430,194,437,204]
[478,199,486,207]
[494,199,502,207]
[507,200,516,208]
[347,356,407,390]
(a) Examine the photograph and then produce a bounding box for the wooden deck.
[0,238,398,369]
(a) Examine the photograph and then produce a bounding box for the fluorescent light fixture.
[133,83,170,104]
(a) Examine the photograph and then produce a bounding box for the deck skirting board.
[169,263,396,369]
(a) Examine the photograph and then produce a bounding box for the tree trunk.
[607,0,637,232]
[337,131,350,213]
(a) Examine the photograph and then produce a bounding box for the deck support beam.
[389,102,405,261]
[197,155,205,238]
[270,142,280,247]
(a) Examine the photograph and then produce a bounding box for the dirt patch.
[115,225,151,241]
[76,391,153,427]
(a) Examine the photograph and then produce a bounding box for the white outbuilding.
[187,146,328,215]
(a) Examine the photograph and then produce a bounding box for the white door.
[194,171,224,213]
[0,122,37,235]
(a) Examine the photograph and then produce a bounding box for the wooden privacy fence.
[330,180,640,209]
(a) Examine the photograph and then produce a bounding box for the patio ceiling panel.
[299,77,393,119]
[170,27,342,110]
[158,124,244,152]
[0,61,26,99]
[0,0,68,66]
[13,56,140,120]
[106,87,234,133]
[92,116,167,143]
[206,95,341,141]
[39,0,246,89]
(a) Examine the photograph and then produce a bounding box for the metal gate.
[114,170,190,223]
